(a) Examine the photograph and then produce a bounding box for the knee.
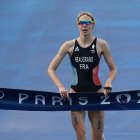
[93,131,104,140]
[75,127,86,138]
[71,111,86,138]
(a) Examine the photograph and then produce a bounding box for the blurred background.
[0,0,140,140]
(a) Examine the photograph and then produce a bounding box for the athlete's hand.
[58,86,69,100]
[103,81,112,96]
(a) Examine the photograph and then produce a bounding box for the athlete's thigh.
[69,88,86,130]
[88,111,104,131]
[88,89,104,133]
[71,111,86,131]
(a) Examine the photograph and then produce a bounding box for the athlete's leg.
[70,88,86,140]
[88,111,104,140]
[88,88,105,140]
[71,111,86,140]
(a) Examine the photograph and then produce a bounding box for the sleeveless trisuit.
[70,37,102,92]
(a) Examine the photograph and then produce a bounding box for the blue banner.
[0,88,140,111]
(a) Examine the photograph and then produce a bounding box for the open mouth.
[82,29,88,32]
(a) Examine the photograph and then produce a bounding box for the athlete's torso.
[70,37,102,92]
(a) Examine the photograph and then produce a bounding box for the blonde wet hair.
[77,11,95,24]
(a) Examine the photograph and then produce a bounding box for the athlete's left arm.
[101,40,117,95]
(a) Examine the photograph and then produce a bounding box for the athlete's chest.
[70,44,99,70]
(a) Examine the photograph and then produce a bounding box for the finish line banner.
[0,88,140,111]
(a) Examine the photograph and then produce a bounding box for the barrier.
[0,88,140,111]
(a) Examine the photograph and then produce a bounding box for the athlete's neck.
[78,35,95,46]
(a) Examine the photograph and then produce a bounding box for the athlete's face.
[77,15,95,35]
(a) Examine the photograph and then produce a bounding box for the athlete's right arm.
[48,41,73,99]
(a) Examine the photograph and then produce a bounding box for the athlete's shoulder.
[96,37,110,55]
[63,39,76,48]
[97,37,108,47]
[61,39,76,53]
[58,39,76,55]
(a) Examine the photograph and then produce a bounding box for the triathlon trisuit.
[70,37,102,92]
